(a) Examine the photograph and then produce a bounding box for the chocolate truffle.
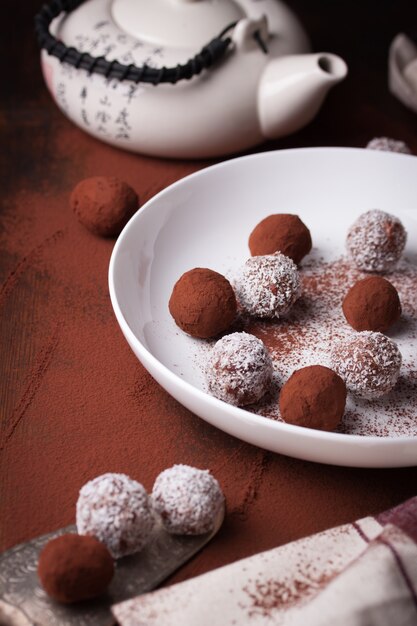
[234,253,301,319]
[152,464,224,535]
[169,268,237,339]
[76,473,154,559]
[330,331,402,399]
[70,176,138,237]
[249,214,312,263]
[342,276,401,332]
[279,365,347,431]
[346,209,407,273]
[366,137,411,154]
[38,534,114,604]
[206,332,273,406]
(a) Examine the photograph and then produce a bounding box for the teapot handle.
[34,0,266,86]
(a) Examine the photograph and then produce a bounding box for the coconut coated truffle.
[76,473,154,559]
[38,534,114,604]
[366,137,411,154]
[70,176,138,237]
[234,253,301,319]
[342,276,401,332]
[206,332,273,406]
[330,331,402,399]
[169,268,237,339]
[249,214,312,263]
[346,209,407,273]
[152,464,224,535]
[279,365,347,431]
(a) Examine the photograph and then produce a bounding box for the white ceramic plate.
[109,148,417,467]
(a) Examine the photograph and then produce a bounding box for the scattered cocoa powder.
[241,257,417,437]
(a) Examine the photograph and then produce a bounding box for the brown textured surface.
[169,268,237,339]
[2,0,417,594]
[249,214,312,263]
[38,534,114,603]
[70,176,139,237]
[279,365,347,431]
[342,276,402,332]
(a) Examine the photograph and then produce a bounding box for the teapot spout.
[258,53,347,139]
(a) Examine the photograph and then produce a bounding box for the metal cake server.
[0,509,224,626]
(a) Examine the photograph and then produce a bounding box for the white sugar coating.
[346,209,407,272]
[234,253,301,319]
[206,332,273,406]
[152,465,224,535]
[366,137,411,154]
[330,331,402,400]
[76,473,154,559]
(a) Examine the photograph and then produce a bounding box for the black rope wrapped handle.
[34,0,239,85]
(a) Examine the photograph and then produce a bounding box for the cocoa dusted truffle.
[342,276,401,332]
[279,365,346,431]
[152,464,224,535]
[330,331,402,399]
[346,209,407,273]
[38,534,114,604]
[70,176,138,237]
[76,473,154,559]
[206,331,273,406]
[249,214,312,263]
[169,268,237,339]
[234,253,301,319]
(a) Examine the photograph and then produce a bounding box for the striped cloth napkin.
[112,497,417,626]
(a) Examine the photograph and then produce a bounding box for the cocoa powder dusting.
[240,257,417,437]
[242,570,335,617]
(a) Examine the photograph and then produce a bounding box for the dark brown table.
[2,0,417,588]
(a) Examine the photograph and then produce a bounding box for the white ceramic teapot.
[37,0,347,158]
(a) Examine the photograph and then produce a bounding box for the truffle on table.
[70,176,139,237]
[234,253,301,319]
[249,214,312,263]
[342,276,401,332]
[206,331,273,406]
[76,473,154,559]
[169,268,237,339]
[330,331,402,400]
[38,534,114,604]
[279,365,347,431]
[346,209,407,273]
[152,464,224,535]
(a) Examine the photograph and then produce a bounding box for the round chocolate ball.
[76,473,154,559]
[366,137,411,154]
[206,331,273,406]
[330,331,402,400]
[342,276,401,332]
[152,464,224,535]
[279,365,347,431]
[169,268,237,339]
[70,176,138,237]
[234,253,301,319]
[346,209,407,273]
[249,214,312,263]
[38,534,114,604]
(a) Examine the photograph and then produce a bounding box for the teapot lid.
[111,0,246,48]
